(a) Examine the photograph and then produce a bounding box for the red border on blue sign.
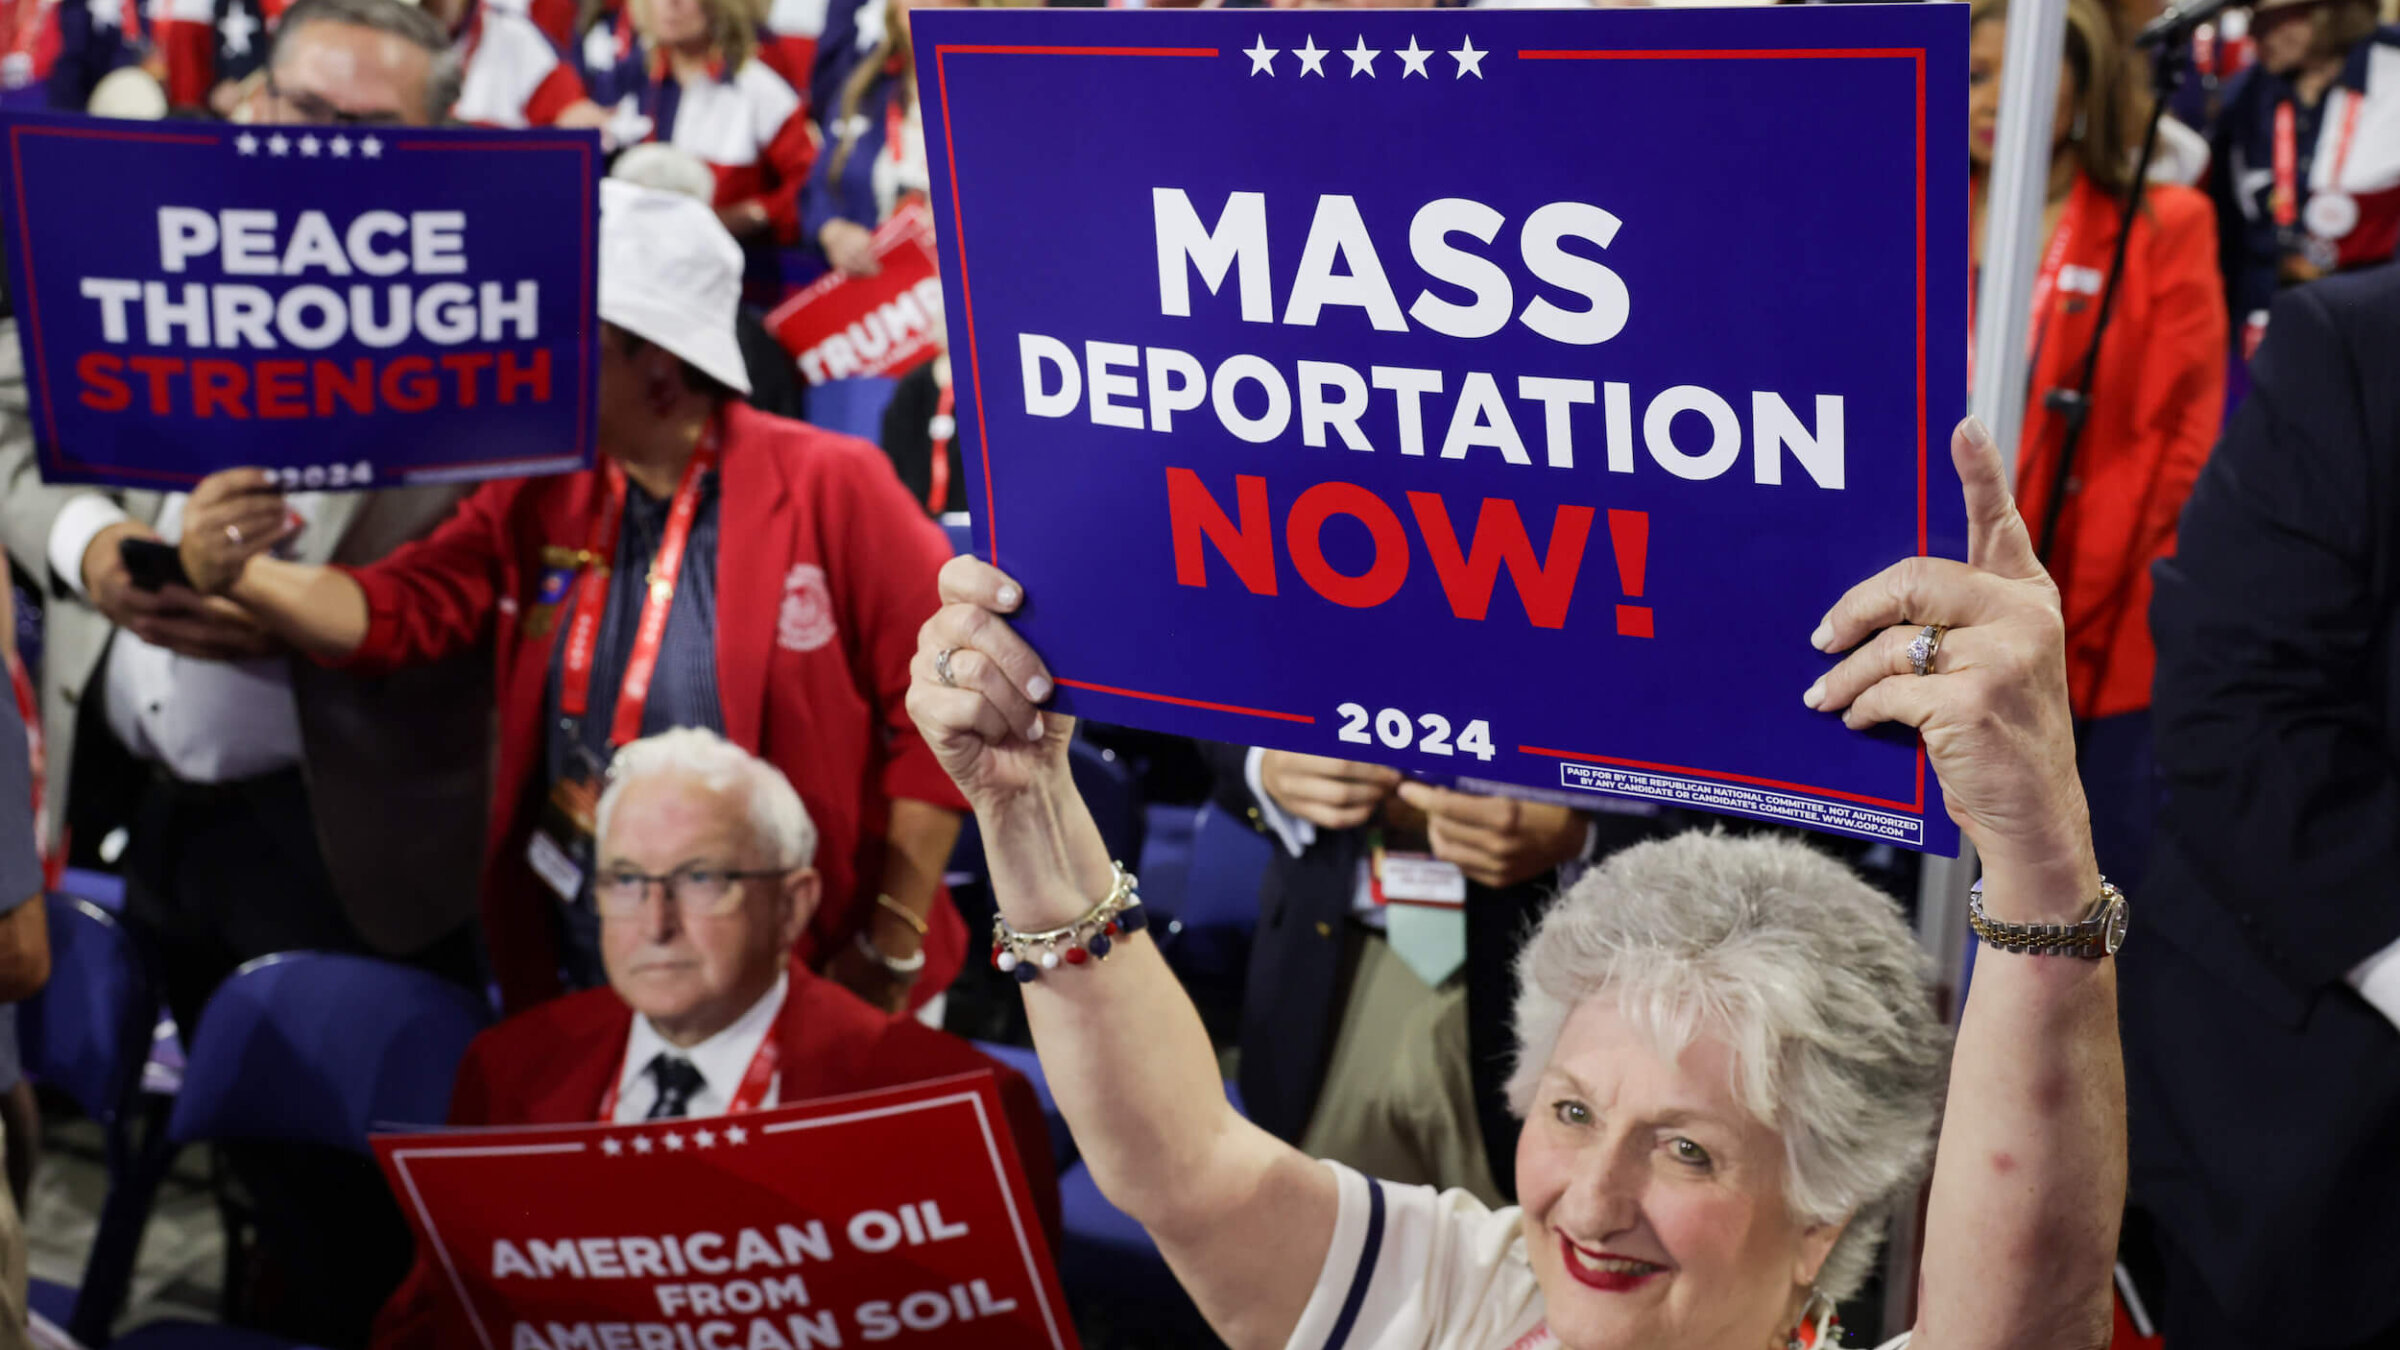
[9,125,598,488]
[935,41,1930,817]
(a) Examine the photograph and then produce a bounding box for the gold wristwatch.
[1967,879,2128,958]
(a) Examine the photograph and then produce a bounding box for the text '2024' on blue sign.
[917,4,1970,852]
[0,114,601,492]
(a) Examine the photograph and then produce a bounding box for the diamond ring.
[1906,624,1947,677]
[934,647,959,687]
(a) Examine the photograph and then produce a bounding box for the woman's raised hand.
[1806,417,2095,886]
[907,556,1071,809]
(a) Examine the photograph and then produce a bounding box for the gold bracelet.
[873,892,930,937]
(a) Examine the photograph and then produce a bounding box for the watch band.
[1968,879,2127,959]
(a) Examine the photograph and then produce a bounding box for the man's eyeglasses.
[264,78,409,127]
[595,865,785,919]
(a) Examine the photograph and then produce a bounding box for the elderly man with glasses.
[369,726,1059,1349]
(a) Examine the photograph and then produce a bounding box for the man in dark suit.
[2132,264,2400,1350]
[372,728,1058,1350]
[1207,745,1675,1201]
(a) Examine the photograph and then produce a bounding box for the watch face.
[2102,895,2129,955]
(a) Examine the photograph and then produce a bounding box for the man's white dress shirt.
[609,972,789,1122]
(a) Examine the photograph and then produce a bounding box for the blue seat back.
[1181,803,1273,930]
[1160,804,1272,987]
[20,895,152,1126]
[971,1039,1073,1168]
[167,952,491,1155]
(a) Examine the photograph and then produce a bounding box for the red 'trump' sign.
[768,202,945,386]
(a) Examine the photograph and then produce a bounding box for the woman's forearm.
[1915,844,2122,1350]
[980,767,1333,1347]
[227,557,369,661]
[980,768,1237,1217]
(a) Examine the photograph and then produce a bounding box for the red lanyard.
[4,646,58,892]
[597,1023,781,1121]
[1967,175,2092,388]
[2274,90,2363,227]
[560,424,720,750]
[926,378,954,516]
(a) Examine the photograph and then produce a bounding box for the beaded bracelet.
[990,862,1148,983]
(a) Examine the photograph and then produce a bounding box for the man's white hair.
[1507,831,1952,1303]
[593,728,817,871]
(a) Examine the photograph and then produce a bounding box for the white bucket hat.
[598,179,753,396]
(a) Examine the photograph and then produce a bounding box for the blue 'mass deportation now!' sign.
[0,115,600,492]
[918,4,1970,853]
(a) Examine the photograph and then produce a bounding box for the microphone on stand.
[2136,0,2242,49]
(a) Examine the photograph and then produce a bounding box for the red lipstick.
[1558,1235,1667,1292]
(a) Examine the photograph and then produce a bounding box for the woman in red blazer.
[1970,0,2227,889]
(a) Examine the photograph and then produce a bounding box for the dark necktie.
[646,1054,707,1120]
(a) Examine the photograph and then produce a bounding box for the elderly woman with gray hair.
[907,417,2123,1350]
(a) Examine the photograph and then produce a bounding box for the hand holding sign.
[1392,781,1586,890]
[180,468,295,595]
[0,115,599,491]
[1806,417,2098,906]
[1257,751,1399,832]
[819,219,881,279]
[908,561,1067,809]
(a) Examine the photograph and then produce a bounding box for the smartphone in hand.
[119,537,191,592]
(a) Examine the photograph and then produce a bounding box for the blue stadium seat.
[67,953,492,1343]
[21,896,169,1345]
[58,867,125,914]
[971,1040,1072,1170]
[29,1277,75,1331]
[1159,803,1270,992]
[1134,804,1199,925]
[164,953,490,1153]
[807,374,899,442]
[20,896,154,1159]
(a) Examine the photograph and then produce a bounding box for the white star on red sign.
[663,1131,686,1151]
[601,1136,623,1156]
[631,1134,654,1154]
[724,1124,749,1145]
[694,1128,717,1148]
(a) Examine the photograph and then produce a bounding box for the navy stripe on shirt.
[1323,1177,1386,1350]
